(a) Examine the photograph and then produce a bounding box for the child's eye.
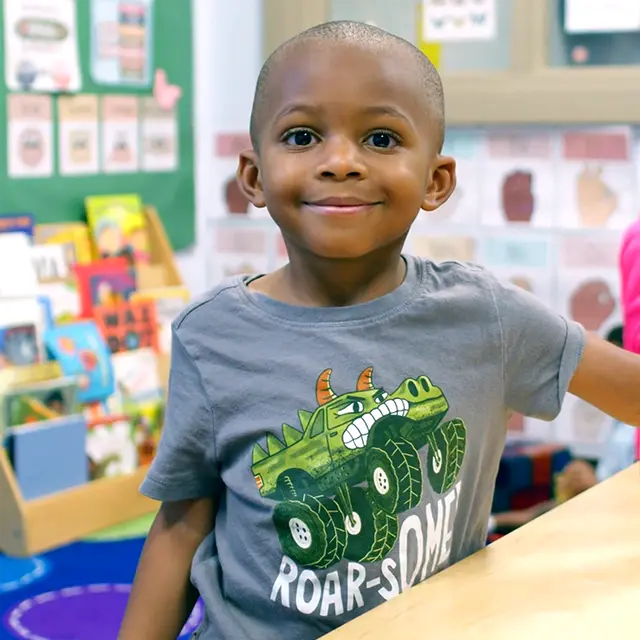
[283,129,318,147]
[365,131,400,149]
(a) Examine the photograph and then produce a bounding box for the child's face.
[239,42,456,260]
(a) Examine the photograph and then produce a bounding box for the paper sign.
[565,0,640,34]
[409,235,476,263]
[7,94,53,178]
[482,132,556,228]
[557,234,621,337]
[215,228,268,254]
[557,129,635,229]
[480,236,550,270]
[207,222,270,285]
[90,0,154,86]
[4,0,81,92]
[215,132,252,158]
[101,95,139,173]
[58,94,100,175]
[140,97,178,172]
[422,0,496,42]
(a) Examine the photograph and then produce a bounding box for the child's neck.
[251,248,407,308]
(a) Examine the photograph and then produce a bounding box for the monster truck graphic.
[251,367,466,570]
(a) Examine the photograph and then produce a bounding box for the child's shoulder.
[411,255,499,294]
[172,277,247,337]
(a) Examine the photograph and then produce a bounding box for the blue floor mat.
[0,537,202,639]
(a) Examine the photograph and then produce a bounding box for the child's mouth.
[303,197,380,216]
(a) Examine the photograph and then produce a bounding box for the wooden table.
[326,463,640,639]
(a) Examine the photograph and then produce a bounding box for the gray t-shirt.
[140,255,584,639]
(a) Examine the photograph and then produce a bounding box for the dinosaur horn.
[316,368,337,405]
[356,366,374,391]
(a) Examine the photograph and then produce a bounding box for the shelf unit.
[262,0,640,124]
[0,206,184,557]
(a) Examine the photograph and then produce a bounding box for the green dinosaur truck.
[251,367,466,569]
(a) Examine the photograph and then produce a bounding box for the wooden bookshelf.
[0,206,184,557]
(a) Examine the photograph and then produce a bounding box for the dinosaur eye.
[374,390,388,404]
[337,400,365,415]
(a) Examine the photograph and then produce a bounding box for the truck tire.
[272,494,347,569]
[426,418,466,493]
[365,437,423,515]
[343,487,398,563]
[276,469,319,500]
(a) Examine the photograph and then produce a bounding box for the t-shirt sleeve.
[140,326,220,502]
[490,275,585,420]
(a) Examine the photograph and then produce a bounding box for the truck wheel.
[276,469,318,500]
[427,418,466,494]
[365,438,423,515]
[343,487,398,563]
[272,494,347,569]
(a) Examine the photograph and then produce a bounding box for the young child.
[119,21,640,640]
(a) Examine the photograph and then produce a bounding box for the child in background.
[620,220,640,460]
[120,22,640,640]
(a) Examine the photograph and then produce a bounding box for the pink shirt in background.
[619,218,640,460]
[620,219,640,353]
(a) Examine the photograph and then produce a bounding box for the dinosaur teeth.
[342,398,409,450]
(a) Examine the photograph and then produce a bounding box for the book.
[74,256,137,318]
[0,213,35,239]
[44,321,115,404]
[0,297,46,367]
[130,286,189,353]
[34,222,93,268]
[1,376,79,430]
[85,194,150,264]
[94,299,159,354]
[6,414,89,500]
[0,234,39,298]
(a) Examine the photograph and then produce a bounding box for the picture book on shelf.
[85,414,138,479]
[34,222,93,268]
[74,256,137,317]
[44,321,115,404]
[0,361,62,392]
[6,414,89,500]
[37,281,80,324]
[131,286,189,353]
[0,324,40,367]
[1,376,79,434]
[0,212,35,239]
[0,234,39,297]
[85,194,150,264]
[31,244,71,283]
[0,297,46,366]
[112,348,164,465]
[94,299,159,354]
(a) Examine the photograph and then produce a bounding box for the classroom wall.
[175,0,262,295]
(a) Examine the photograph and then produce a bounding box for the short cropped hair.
[249,20,445,150]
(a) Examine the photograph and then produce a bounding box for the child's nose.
[316,136,367,180]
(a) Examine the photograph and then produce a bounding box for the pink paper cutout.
[153,68,182,111]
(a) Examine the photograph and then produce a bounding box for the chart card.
[58,95,100,175]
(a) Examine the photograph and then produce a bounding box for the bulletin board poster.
[0,0,195,252]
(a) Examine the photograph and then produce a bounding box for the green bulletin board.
[0,0,195,251]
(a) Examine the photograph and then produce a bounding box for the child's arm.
[119,323,220,638]
[569,332,640,427]
[118,497,213,639]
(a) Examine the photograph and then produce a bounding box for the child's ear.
[237,149,266,208]
[421,155,457,212]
